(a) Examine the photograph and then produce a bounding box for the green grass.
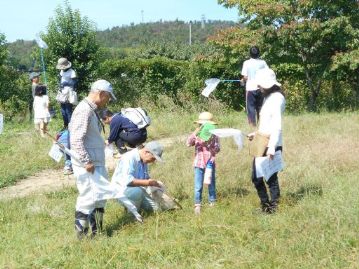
[1,111,359,268]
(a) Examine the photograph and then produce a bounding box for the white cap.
[255,68,281,89]
[91,79,117,101]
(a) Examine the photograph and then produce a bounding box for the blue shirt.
[108,113,140,143]
[111,148,149,190]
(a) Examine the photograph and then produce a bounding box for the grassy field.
[0,111,358,268]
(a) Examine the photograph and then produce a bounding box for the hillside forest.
[0,0,358,120]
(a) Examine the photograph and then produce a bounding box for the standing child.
[56,128,73,175]
[33,84,50,137]
[186,112,220,215]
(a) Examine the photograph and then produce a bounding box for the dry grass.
[0,111,358,268]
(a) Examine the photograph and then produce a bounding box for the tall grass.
[0,111,358,268]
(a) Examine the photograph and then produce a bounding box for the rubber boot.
[75,211,89,240]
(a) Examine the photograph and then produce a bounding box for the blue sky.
[0,0,239,42]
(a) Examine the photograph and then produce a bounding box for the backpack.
[121,107,151,129]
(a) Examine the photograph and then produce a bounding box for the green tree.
[42,1,100,94]
[216,0,359,111]
[0,33,7,66]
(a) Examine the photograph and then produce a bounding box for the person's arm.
[130,179,161,187]
[241,60,248,82]
[267,96,284,159]
[186,127,201,146]
[108,117,123,143]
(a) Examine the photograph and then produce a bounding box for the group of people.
[29,57,151,175]
[30,46,285,239]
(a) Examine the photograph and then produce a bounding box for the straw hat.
[56,57,72,70]
[194,112,217,125]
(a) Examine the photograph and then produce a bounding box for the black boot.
[75,211,89,240]
[89,208,104,237]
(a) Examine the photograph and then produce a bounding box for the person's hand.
[194,126,202,135]
[85,162,95,174]
[148,179,161,187]
[267,153,274,160]
[105,140,109,146]
[247,132,256,141]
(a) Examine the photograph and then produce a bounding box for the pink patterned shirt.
[186,132,220,169]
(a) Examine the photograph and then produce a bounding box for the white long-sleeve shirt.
[258,92,286,155]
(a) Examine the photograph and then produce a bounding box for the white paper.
[48,144,63,163]
[0,114,3,134]
[201,78,220,97]
[210,128,244,150]
[255,151,284,181]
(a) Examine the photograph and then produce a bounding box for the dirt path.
[0,134,187,201]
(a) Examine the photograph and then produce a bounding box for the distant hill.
[7,20,236,70]
[96,20,236,48]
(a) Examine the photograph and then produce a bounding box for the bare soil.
[0,135,187,200]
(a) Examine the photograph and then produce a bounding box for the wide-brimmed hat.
[90,79,117,101]
[255,68,281,89]
[56,57,72,70]
[29,72,41,80]
[194,112,217,125]
[144,141,164,162]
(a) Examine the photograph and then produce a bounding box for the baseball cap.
[144,141,164,162]
[90,79,117,101]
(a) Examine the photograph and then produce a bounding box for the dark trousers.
[251,148,282,205]
[60,103,73,128]
[115,129,147,149]
[246,89,263,126]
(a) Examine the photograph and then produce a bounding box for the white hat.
[56,57,72,70]
[255,68,281,89]
[194,111,217,125]
[91,79,117,101]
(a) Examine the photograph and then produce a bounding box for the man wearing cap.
[111,141,164,221]
[29,72,41,118]
[69,79,117,239]
[56,57,77,128]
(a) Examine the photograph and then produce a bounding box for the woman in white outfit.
[248,68,285,213]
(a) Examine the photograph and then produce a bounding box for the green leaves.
[42,1,100,95]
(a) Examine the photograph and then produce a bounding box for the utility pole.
[189,20,192,45]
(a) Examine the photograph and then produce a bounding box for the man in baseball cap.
[68,78,116,239]
[91,79,117,101]
[111,141,165,222]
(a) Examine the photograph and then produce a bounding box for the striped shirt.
[186,133,220,169]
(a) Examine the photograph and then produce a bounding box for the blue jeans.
[194,166,216,204]
[124,187,158,212]
[60,103,73,127]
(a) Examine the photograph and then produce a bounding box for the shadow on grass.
[285,184,323,206]
[105,212,140,237]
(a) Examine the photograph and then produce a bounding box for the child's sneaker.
[194,204,201,215]
[63,167,73,175]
